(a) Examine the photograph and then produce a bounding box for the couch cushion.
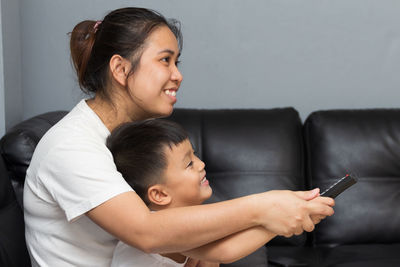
[169,108,307,247]
[318,244,400,267]
[221,246,268,267]
[0,156,31,266]
[269,244,400,267]
[267,246,318,266]
[304,109,400,246]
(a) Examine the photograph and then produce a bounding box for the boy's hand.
[299,189,335,224]
[309,196,335,224]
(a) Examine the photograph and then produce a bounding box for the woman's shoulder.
[39,100,109,148]
[29,100,112,168]
[55,99,109,138]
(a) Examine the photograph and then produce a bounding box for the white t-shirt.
[24,99,134,267]
[111,241,188,267]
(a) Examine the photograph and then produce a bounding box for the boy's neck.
[148,203,166,211]
[149,203,204,263]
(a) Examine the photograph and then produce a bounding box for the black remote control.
[320,174,357,198]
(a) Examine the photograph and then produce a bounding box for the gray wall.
[1,0,22,133]
[4,0,400,125]
[0,3,5,135]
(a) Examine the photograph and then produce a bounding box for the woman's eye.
[161,57,170,64]
[175,60,181,67]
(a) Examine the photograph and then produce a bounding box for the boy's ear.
[109,54,131,87]
[147,185,172,206]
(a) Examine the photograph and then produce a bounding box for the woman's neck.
[86,97,128,132]
[87,95,157,132]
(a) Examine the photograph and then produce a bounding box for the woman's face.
[126,26,183,120]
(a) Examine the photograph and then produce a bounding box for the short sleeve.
[39,137,133,221]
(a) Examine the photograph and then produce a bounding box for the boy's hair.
[106,119,189,205]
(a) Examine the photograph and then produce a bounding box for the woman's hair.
[106,119,189,205]
[70,7,182,100]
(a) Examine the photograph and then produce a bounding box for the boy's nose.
[198,160,205,171]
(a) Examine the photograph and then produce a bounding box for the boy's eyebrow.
[182,149,192,161]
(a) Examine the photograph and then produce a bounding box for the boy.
[107,119,277,266]
[106,119,328,266]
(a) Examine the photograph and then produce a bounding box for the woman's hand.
[255,189,335,237]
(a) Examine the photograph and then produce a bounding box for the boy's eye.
[175,60,181,67]
[186,161,193,168]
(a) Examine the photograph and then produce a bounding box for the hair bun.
[69,20,97,90]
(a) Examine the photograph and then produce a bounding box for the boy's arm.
[180,196,334,264]
[181,226,276,264]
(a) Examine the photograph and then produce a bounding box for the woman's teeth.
[201,177,207,184]
[165,90,176,96]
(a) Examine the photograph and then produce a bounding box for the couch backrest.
[304,109,400,246]
[0,111,68,206]
[0,107,307,254]
[169,108,307,246]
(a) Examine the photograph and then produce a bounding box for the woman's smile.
[125,26,183,119]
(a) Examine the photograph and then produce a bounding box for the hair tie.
[93,21,102,33]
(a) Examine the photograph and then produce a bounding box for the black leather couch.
[1,107,400,267]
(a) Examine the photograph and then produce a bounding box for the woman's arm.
[87,189,334,254]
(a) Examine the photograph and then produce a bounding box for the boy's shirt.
[111,241,188,267]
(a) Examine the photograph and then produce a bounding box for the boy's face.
[162,139,212,208]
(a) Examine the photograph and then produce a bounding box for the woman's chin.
[154,106,175,118]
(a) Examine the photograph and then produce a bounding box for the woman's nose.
[171,65,183,84]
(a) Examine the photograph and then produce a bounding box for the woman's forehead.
[144,26,179,54]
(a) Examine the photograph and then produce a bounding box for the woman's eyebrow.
[158,49,175,55]
[158,49,181,57]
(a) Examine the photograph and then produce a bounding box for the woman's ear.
[109,54,131,87]
[147,185,172,207]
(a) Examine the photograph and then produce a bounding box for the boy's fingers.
[302,215,315,232]
[311,214,325,224]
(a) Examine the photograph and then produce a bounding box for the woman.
[23,7,334,266]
